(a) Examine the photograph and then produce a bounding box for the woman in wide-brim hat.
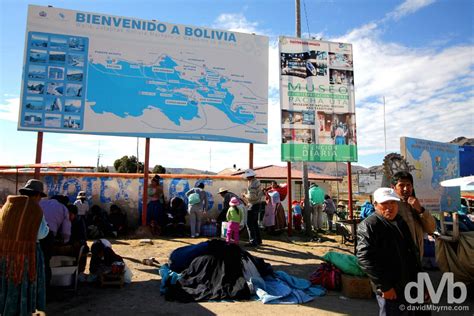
[1,179,49,315]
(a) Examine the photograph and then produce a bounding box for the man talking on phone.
[391,171,436,259]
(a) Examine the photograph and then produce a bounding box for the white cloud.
[0,97,20,122]
[213,13,260,34]
[332,21,474,160]
[387,0,436,21]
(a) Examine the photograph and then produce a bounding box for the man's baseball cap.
[373,188,400,203]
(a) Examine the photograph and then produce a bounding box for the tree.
[152,165,166,174]
[97,165,109,172]
[114,155,144,173]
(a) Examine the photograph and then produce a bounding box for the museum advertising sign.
[279,36,357,161]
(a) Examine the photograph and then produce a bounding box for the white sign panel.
[279,36,357,162]
[19,5,269,143]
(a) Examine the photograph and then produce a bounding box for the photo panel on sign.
[66,68,83,81]
[49,51,66,64]
[329,69,353,85]
[65,83,82,97]
[44,113,62,128]
[29,49,48,63]
[28,65,47,79]
[64,99,82,113]
[50,36,68,50]
[281,50,329,79]
[67,54,85,67]
[282,127,315,144]
[30,34,48,49]
[26,81,45,94]
[45,96,62,112]
[68,37,86,52]
[281,109,315,126]
[48,66,65,80]
[328,52,353,68]
[63,115,81,129]
[46,82,64,96]
[23,112,43,127]
[24,96,44,111]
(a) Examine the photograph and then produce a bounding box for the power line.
[303,0,311,38]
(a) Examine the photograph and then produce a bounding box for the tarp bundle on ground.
[436,231,474,284]
[159,239,326,303]
[322,251,366,277]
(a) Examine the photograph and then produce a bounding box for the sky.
[0,0,473,173]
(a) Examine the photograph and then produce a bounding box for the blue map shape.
[407,139,460,211]
[87,55,255,127]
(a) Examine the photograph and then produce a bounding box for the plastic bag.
[124,264,133,283]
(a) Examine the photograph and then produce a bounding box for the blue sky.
[0,0,473,172]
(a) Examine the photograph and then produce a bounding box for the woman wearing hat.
[216,187,239,231]
[0,179,49,315]
[74,190,89,227]
[226,197,242,244]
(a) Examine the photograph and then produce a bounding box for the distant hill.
[450,136,474,146]
[164,167,216,175]
[103,166,215,175]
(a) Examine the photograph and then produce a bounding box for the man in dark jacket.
[357,188,423,315]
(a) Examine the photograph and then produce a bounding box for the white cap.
[243,169,256,178]
[373,188,400,203]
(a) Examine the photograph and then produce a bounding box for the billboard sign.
[19,5,269,143]
[279,36,357,161]
[401,137,460,212]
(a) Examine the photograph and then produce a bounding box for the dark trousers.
[246,204,263,245]
[40,231,55,289]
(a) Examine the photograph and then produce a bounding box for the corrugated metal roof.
[229,165,342,181]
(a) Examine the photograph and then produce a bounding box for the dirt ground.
[44,230,473,316]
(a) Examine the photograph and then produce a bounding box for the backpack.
[188,193,201,205]
[309,262,342,291]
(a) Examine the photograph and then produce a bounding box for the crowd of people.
[1,170,471,315]
[144,170,340,247]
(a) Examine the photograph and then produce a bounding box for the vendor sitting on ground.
[165,197,187,237]
[109,204,128,236]
[53,204,89,279]
[89,239,124,280]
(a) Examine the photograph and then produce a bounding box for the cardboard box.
[341,273,373,299]
[50,266,77,286]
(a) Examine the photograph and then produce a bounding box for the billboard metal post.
[347,162,353,220]
[287,161,292,236]
[142,137,150,226]
[249,143,254,169]
[34,132,43,179]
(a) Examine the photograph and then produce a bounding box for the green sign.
[281,144,358,162]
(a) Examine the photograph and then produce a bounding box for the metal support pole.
[287,162,292,236]
[142,138,150,226]
[303,162,312,235]
[34,132,43,179]
[347,162,353,220]
[347,162,357,254]
[249,143,254,169]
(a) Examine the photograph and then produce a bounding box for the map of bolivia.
[87,55,255,127]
